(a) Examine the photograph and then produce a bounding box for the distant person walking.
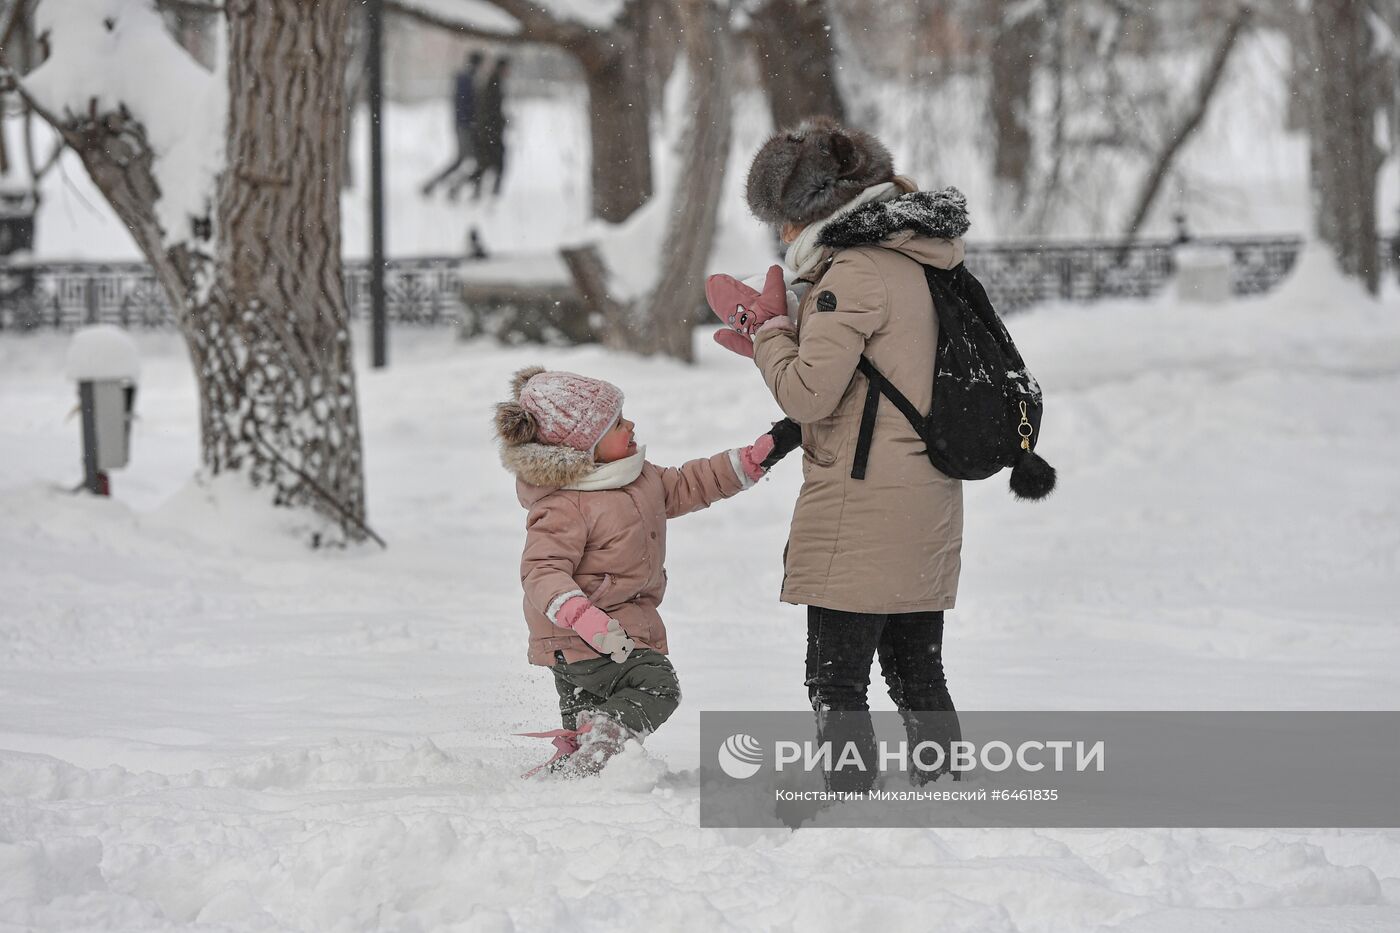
[457,56,510,200]
[421,51,485,198]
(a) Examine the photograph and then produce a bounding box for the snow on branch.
[1368,7,1398,58]
[23,0,225,249]
[480,0,626,36]
[386,0,524,41]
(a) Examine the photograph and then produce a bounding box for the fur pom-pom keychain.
[1009,449,1057,500]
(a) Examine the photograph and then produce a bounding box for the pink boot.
[553,712,636,777]
[517,722,592,779]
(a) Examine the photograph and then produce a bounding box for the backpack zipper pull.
[1018,400,1033,451]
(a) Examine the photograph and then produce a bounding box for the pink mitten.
[712,328,756,358]
[706,265,791,356]
[738,434,776,481]
[557,595,636,663]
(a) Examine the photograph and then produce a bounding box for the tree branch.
[1121,5,1252,242]
[154,0,223,13]
[403,0,597,48]
[384,0,529,45]
[0,0,26,56]
[2,66,70,138]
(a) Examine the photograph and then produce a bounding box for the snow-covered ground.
[2,250,1399,930]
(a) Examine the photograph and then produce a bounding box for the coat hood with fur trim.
[816,186,970,251]
[501,441,596,491]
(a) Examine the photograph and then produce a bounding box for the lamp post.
[368,0,387,368]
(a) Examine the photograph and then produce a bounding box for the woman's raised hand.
[706,265,792,357]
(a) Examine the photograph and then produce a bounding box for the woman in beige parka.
[740,117,971,788]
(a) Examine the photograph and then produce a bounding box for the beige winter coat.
[509,447,748,666]
[754,229,966,614]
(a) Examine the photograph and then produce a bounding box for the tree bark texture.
[560,0,732,362]
[204,0,368,539]
[576,39,655,223]
[749,0,845,131]
[21,0,374,544]
[1305,0,1385,294]
[633,0,732,361]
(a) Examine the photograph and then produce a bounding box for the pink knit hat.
[510,368,624,452]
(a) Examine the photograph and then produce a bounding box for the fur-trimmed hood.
[502,440,597,493]
[817,187,970,251]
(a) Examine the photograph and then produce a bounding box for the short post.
[1173,243,1234,304]
[85,275,100,325]
[1393,207,1400,286]
[65,325,140,497]
[1173,211,1192,245]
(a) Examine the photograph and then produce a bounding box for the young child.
[495,366,799,777]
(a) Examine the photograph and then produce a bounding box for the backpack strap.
[851,356,928,480]
[848,261,968,481]
[851,360,882,481]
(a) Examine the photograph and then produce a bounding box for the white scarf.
[784,181,904,277]
[564,446,646,491]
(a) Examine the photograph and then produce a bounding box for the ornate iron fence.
[964,235,1316,310]
[0,256,471,331]
[1,235,1395,332]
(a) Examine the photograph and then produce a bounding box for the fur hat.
[494,366,624,454]
[745,116,896,227]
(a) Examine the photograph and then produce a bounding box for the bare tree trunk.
[561,0,731,362]
[1029,0,1068,234]
[634,0,682,115]
[749,0,845,130]
[634,0,731,361]
[1282,2,1311,132]
[1121,5,1250,241]
[201,0,368,539]
[341,4,367,189]
[20,0,375,545]
[1306,0,1385,294]
[577,43,654,223]
[989,0,1042,206]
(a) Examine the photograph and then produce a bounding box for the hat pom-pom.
[1009,449,1056,501]
[510,365,546,399]
[495,402,537,446]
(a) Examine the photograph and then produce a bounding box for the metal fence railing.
[1,235,1395,332]
[0,256,472,332]
[964,235,1320,311]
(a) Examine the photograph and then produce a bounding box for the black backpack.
[850,262,1056,500]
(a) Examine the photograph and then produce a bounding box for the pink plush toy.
[556,596,636,663]
[705,264,797,358]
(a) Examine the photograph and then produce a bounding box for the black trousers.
[422,125,476,194]
[805,605,961,790]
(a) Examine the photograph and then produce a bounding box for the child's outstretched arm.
[660,420,802,518]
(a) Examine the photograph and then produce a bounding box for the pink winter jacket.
[509,448,750,666]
